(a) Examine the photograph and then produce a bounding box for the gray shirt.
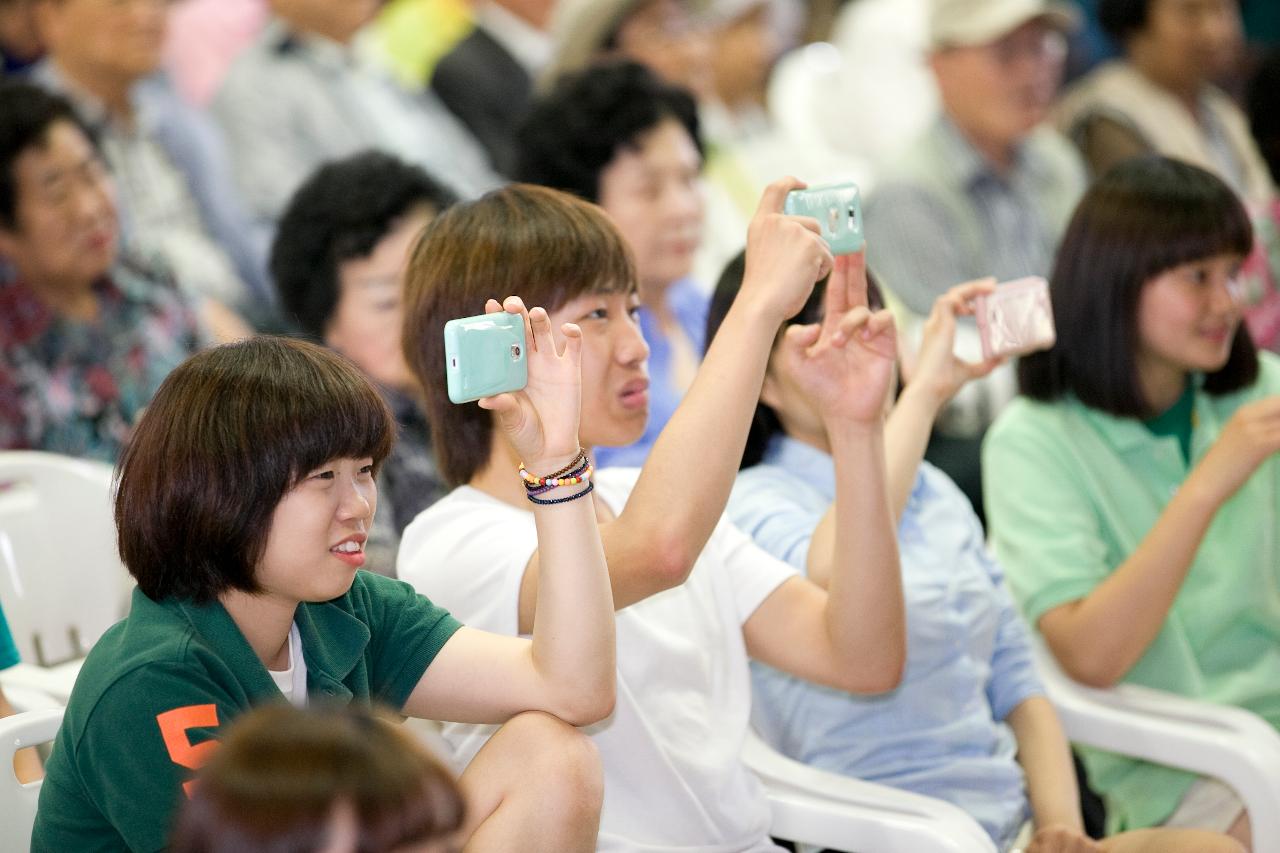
[212,20,502,223]
[865,117,1087,316]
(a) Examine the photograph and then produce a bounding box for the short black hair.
[705,250,885,469]
[1019,155,1257,417]
[116,337,395,602]
[1098,0,1159,45]
[515,59,703,203]
[270,151,458,340]
[0,80,97,229]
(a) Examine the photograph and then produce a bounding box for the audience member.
[545,0,713,99]
[171,704,464,853]
[984,156,1277,847]
[712,255,1241,853]
[32,335,613,851]
[0,81,204,462]
[0,0,40,74]
[271,151,456,576]
[430,0,556,176]
[212,0,501,225]
[863,0,1086,518]
[518,61,707,467]
[1056,0,1271,205]
[399,182,906,851]
[30,0,271,332]
[0,602,42,784]
[1246,46,1280,185]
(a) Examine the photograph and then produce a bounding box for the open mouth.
[330,537,366,567]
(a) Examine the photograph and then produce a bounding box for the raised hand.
[477,296,583,472]
[1188,394,1280,507]
[739,177,835,323]
[772,253,897,426]
[900,278,1004,407]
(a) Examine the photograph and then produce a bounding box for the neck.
[469,428,532,509]
[1137,357,1189,415]
[1129,50,1201,113]
[29,276,100,322]
[52,57,134,118]
[219,588,296,670]
[953,119,1018,175]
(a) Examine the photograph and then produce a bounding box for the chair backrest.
[0,707,63,853]
[0,452,132,668]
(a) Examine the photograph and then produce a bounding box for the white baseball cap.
[929,0,1080,49]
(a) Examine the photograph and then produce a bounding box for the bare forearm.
[527,496,616,718]
[616,301,779,587]
[884,384,945,521]
[1042,480,1220,686]
[1008,696,1082,832]
[823,421,905,690]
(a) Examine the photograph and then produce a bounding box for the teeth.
[334,541,362,553]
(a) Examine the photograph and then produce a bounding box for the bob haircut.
[706,250,885,469]
[0,80,99,230]
[403,183,637,488]
[1019,155,1258,417]
[115,337,395,603]
[170,703,465,853]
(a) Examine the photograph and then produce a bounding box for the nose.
[1210,270,1244,315]
[616,313,651,367]
[336,475,376,524]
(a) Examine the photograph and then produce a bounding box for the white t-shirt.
[267,622,308,707]
[398,468,796,853]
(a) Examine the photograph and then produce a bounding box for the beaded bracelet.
[527,480,594,506]
[519,449,589,487]
[525,464,594,496]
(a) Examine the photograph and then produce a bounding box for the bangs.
[1103,156,1254,282]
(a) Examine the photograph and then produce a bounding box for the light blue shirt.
[728,435,1044,850]
[595,277,708,469]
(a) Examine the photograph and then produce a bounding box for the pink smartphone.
[975,276,1056,360]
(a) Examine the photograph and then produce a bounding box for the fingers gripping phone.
[443,312,529,404]
[975,276,1057,360]
[784,182,865,255]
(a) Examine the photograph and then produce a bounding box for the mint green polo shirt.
[32,571,461,852]
[983,352,1280,832]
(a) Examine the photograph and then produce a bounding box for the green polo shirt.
[31,571,461,852]
[983,352,1280,832]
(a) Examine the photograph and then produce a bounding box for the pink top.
[163,0,269,106]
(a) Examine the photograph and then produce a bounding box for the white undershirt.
[267,622,308,707]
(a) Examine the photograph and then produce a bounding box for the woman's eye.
[312,470,335,481]
[359,463,375,476]
[582,307,608,321]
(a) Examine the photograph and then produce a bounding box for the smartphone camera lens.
[511,344,522,360]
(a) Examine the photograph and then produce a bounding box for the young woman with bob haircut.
[32,335,617,852]
[171,703,464,853]
[710,253,1240,853]
[399,181,907,851]
[984,155,1280,846]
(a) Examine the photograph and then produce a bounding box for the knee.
[499,711,603,819]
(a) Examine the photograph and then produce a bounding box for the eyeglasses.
[989,28,1068,66]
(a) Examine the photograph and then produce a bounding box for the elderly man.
[863,0,1086,518]
[29,0,271,332]
[213,0,501,224]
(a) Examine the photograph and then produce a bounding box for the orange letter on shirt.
[156,704,220,796]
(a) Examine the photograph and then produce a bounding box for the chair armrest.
[0,662,82,706]
[743,729,997,853]
[1034,642,1280,848]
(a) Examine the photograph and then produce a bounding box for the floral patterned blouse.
[0,263,205,462]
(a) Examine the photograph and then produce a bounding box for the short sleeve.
[710,518,799,625]
[727,471,819,573]
[355,572,463,709]
[398,491,537,637]
[978,543,1046,720]
[0,602,19,670]
[982,404,1112,627]
[33,664,240,853]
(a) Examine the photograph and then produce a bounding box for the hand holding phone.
[444,311,528,404]
[784,182,864,255]
[975,276,1056,360]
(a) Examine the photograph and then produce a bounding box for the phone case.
[975,276,1057,360]
[784,182,865,255]
[443,312,529,404]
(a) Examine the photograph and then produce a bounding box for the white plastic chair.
[1034,641,1280,849]
[0,451,131,703]
[743,729,997,853]
[0,707,63,853]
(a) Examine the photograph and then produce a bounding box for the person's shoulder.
[397,485,535,584]
[986,395,1076,448]
[871,122,956,188]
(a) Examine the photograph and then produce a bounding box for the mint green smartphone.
[784,182,864,255]
[443,312,528,404]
